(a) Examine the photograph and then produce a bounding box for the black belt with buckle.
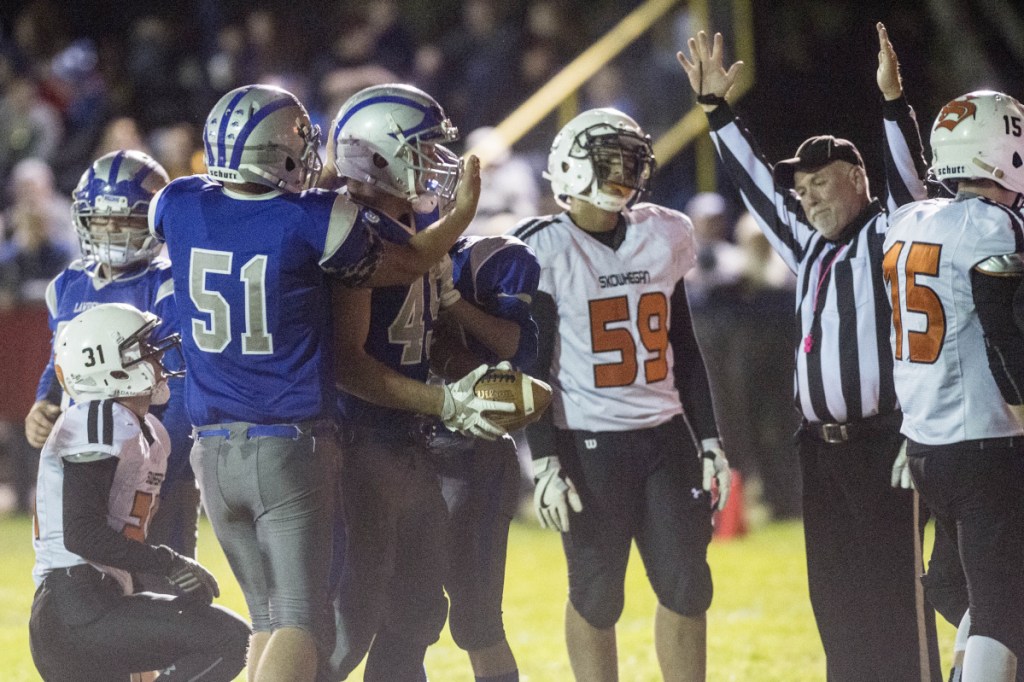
[804,411,902,444]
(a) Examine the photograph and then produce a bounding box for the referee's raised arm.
[679,25,940,682]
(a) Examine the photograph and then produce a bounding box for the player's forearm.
[881,95,928,209]
[972,270,1024,407]
[62,460,171,573]
[401,203,477,277]
[706,107,807,268]
[337,351,445,417]
[447,299,521,361]
[524,406,559,461]
[670,282,719,441]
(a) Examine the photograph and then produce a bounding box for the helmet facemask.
[381,113,461,211]
[294,118,324,190]
[580,128,655,210]
[546,109,656,213]
[73,208,160,277]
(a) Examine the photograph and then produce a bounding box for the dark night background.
[0,0,1022,209]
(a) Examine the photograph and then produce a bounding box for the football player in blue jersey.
[24,150,200,571]
[323,84,524,682]
[151,84,508,682]
[428,234,540,682]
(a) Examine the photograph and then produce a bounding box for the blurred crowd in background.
[2,0,1019,524]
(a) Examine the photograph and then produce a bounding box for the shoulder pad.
[975,254,1024,276]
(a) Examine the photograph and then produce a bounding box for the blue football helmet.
[331,84,460,207]
[72,150,169,273]
[203,84,322,192]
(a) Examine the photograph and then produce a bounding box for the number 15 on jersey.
[883,240,946,364]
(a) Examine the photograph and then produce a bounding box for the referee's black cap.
[773,135,864,189]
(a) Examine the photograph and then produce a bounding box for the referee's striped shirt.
[706,98,927,424]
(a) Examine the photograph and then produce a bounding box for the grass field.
[0,514,955,681]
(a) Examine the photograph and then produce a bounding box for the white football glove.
[701,438,732,512]
[890,439,914,489]
[436,254,462,309]
[532,456,583,532]
[441,364,514,440]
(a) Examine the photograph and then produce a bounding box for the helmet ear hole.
[373,154,389,169]
[111,370,129,380]
[1014,152,1022,169]
[285,157,296,172]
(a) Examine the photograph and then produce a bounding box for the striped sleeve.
[880,96,928,214]
[707,104,812,273]
[59,400,119,461]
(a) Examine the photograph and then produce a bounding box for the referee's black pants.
[798,423,940,682]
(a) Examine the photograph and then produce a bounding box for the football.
[474,368,553,431]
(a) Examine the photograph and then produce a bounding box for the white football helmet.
[204,84,322,192]
[55,303,183,403]
[930,90,1024,195]
[545,108,655,212]
[331,84,460,207]
[72,150,168,276]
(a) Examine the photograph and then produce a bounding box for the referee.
[679,26,940,681]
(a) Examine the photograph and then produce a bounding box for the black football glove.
[156,545,220,604]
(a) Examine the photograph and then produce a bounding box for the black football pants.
[798,428,941,682]
[29,564,250,682]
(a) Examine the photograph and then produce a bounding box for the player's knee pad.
[448,603,506,652]
[650,562,713,618]
[570,581,624,630]
[963,635,1019,681]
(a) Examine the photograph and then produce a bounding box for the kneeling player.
[29,303,249,682]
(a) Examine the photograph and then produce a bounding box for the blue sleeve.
[151,273,184,375]
[310,194,383,287]
[36,356,60,403]
[36,275,64,403]
[149,184,169,242]
[455,239,541,369]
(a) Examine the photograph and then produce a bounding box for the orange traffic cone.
[713,468,747,540]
